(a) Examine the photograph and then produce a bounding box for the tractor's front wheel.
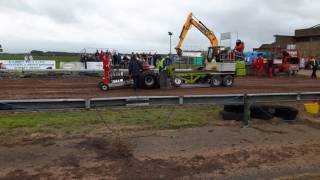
[172,77,183,87]
[99,82,109,91]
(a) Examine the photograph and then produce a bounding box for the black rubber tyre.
[98,82,104,88]
[222,75,234,87]
[211,76,222,87]
[250,105,275,120]
[99,83,109,91]
[0,104,13,110]
[224,105,244,113]
[143,74,156,88]
[273,106,299,121]
[172,77,183,87]
[220,111,243,121]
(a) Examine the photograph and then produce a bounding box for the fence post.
[85,99,91,109]
[179,96,184,105]
[243,94,249,127]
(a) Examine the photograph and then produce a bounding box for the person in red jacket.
[235,40,245,53]
[234,40,245,60]
[256,55,264,77]
[101,51,111,85]
[267,59,274,78]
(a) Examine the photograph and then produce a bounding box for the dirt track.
[0,74,319,100]
[1,122,320,179]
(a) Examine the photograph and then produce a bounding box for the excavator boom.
[175,13,219,56]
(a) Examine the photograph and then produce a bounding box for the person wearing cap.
[234,40,245,60]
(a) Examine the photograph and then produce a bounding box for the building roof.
[274,35,294,38]
[259,43,276,49]
[295,24,320,37]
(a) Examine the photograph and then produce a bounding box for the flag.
[221,32,232,40]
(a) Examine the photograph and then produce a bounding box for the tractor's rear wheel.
[143,74,156,88]
[222,75,234,87]
[210,76,222,87]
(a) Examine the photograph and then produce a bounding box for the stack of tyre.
[221,105,299,122]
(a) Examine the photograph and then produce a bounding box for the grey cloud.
[0,0,319,53]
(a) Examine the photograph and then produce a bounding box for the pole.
[168,32,173,55]
[170,35,172,55]
[243,94,249,127]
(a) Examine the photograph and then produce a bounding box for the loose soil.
[0,73,319,100]
[1,121,320,179]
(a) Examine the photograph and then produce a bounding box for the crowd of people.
[80,50,163,68]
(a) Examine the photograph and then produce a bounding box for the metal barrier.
[1,92,319,126]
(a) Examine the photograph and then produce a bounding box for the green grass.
[0,55,80,62]
[0,106,221,134]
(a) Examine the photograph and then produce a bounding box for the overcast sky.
[0,0,319,53]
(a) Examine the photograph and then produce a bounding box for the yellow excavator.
[175,12,221,63]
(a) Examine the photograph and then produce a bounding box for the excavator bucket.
[176,48,183,57]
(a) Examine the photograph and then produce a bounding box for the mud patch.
[76,137,133,160]
[0,170,53,180]
[54,154,80,167]
[252,126,288,134]
[1,135,56,148]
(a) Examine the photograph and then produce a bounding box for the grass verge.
[0,105,221,135]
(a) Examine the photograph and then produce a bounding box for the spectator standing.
[267,59,274,78]
[129,54,143,91]
[311,57,319,79]
[152,53,157,66]
[28,54,33,61]
[116,53,122,65]
[95,50,100,61]
[24,55,29,61]
[112,52,118,65]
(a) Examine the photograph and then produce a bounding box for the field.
[1,105,320,179]
[1,71,320,179]
[0,54,80,62]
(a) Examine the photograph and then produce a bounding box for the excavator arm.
[175,13,219,56]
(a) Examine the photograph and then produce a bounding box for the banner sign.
[183,52,202,57]
[86,62,103,70]
[221,32,232,40]
[287,50,298,57]
[0,60,56,70]
[60,62,85,70]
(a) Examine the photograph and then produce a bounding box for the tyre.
[0,104,13,110]
[224,105,244,113]
[210,76,222,87]
[273,106,298,121]
[99,83,109,91]
[143,74,156,88]
[172,77,183,87]
[250,105,275,120]
[220,111,243,121]
[288,70,294,76]
[222,75,234,87]
[98,82,104,88]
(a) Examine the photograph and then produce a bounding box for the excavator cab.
[207,47,220,62]
[177,46,218,63]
